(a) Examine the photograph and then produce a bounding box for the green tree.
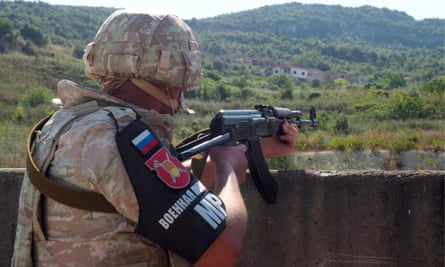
[0,18,14,52]
[421,76,445,94]
[205,70,222,81]
[280,87,294,100]
[382,72,406,89]
[72,45,84,59]
[268,74,294,89]
[216,84,230,101]
[20,24,47,47]
[311,79,320,88]
[22,41,36,56]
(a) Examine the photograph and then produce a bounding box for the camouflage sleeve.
[77,111,140,223]
[45,106,180,237]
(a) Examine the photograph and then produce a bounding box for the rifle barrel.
[177,132,232,161]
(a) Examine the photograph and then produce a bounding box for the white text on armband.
[194,193,227,229]
[158,181,206,230]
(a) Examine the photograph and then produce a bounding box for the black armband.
[115,120,226,262]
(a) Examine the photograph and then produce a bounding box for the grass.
[0,121,30,168]
[0,53,444,168]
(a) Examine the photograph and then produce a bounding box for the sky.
[34,0,444,20]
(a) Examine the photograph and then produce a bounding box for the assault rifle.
[176,105,319,204]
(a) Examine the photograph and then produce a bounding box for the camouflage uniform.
[13,9,203,266]
[12,79,193,267]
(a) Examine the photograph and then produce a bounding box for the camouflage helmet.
[83,9,202,91]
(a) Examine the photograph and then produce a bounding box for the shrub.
[280,87,294,100]
[21,87,55,108]
[421,76,445,94]
[334,116,349,134]
[311,79,320,88]
[374,92,428,120]
[11,105,26,122]
[390,133,420,153]
[329,136,365,152]
[430,138,445,152]
[330,137,347,151]
[388,94,427,120]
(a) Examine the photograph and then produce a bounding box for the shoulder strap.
[26,115,117,213]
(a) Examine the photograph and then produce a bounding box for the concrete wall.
[1,169,24,267]
[1,169,444,267]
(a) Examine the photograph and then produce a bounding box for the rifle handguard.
[246,137,277,204]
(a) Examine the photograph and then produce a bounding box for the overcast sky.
[32,0,445,20]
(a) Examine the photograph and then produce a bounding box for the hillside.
[187,3,444,49]
[0,1,114,47]
[1,1,442,83]
[0,1,443,92]
[0,1,444,168]
[1,1,443,49]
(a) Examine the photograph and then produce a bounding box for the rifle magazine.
[246,137,278,204]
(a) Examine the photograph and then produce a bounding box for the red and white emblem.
[146,147,190,189]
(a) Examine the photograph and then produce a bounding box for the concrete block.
[238,170,444,267]
[1,169,444,267]
[0,169,24,267]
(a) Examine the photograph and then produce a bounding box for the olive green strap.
[26,115,117,213]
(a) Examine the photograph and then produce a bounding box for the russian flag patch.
[132,129,159,154]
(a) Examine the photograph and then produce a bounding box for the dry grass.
[0,53,443,168]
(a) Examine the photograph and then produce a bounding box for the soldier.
[12,8,298,267]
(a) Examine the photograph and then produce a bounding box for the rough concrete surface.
[295,150,445,171]
[1,169,444,267]
[0,169,24,267]
[238,170,444,267]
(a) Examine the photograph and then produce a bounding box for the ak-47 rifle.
[176,105,319,204]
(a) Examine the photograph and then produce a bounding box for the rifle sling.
[246,137,278,204]
[26,115,117,213]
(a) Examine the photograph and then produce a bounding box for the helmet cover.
[83,9,202,91]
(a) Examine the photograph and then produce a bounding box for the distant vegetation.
[0,1,443,168]
[189,3,444,48]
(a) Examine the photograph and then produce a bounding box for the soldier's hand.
[260,121,299,159]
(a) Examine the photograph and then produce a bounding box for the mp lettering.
[194,193,227,229]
